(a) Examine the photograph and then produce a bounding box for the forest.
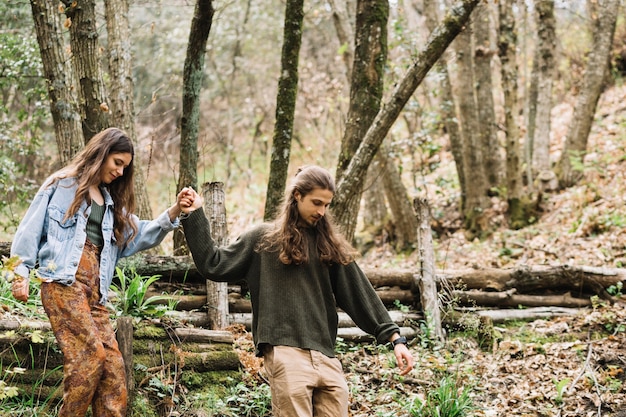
[1,0,626,416]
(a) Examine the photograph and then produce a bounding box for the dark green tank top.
[86,201,105,247]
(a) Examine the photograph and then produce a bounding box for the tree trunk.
[531,0,556,174]
[333,0,482,233]
[556,0,620,188]
[104,0,152,220]
[363,165,387,228]
[473,2,501,189]
[334,0,389,241]
[29,0,83,165]
[328,0,354,81]
[263,0,304,221]
[174,0,214,255]
[61,0,109,142]
[422,0,466,212]
[452,15,491,237]
[497,0,525,226]
[203,182,229,330]
[378,144,418,251]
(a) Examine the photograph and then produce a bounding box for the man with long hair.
[180,165,414,417]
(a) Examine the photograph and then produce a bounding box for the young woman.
[179,165,414,417]
[9,127,190,417]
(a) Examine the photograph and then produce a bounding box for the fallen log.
[146,287,415,312]
[163,310,421,342]
[437,265,623,299]
[452,290,592,308]
[4,245,624,296]
[121,255,624,299]
[474,306,587,323]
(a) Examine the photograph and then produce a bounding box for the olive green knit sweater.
[182,208,400,358]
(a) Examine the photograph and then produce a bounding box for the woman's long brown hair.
[258,165,357,265]
[49,127,137,247]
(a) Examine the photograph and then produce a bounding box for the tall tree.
[556,0,621,187]
[328,0,354,81]
[498,0,525,227]
[174,0,214,255]
[329,0,416,250]
[335,0,389,241]
[377,142,418,251]
[452,12,491,236]
[473,1,501,189]
[263,0,304,221]
[104,0,151,220]
[422,0,465,211]
[531,0,556,174]
[60,0,109,142]
[29,0,83,164]
[333,0,481,225]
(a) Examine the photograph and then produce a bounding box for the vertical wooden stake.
[202,182,229,329]
[116,316,134,397]
[413,197,445,343]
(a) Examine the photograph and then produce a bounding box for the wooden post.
[413,197,445,343]
[116,316,134,397]
[202,182,229,329]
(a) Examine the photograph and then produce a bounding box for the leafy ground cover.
[227,301,626,417]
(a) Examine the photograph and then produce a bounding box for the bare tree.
[497,0,525,227]
[104,0,152,220]
[29,0,82,164]
[264,0,304,221]
[334,0,389,241]
[556,0,621,187]
[531,0,556,175]
[377,143,418,251]
[174,0,214,255]
[422,0,465,211]
[328,0,354,81]
[60,0,109,142]
[333,0,481,224]
[473,1,501,189]
[451,12,491,236]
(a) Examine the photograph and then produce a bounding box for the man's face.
[295,187,333,227]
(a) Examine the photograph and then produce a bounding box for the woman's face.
[100,152,132,184]
[295,187,334,227]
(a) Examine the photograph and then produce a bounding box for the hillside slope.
[363,84,626,272]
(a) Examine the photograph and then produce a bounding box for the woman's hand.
[11,276,29,303]
[178,187,203,214]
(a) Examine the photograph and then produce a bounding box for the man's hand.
[178,187,203,214]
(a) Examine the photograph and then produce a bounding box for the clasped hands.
[177,187,203,214]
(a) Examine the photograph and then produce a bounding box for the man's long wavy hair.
[257,165,358,266]
[50,127,137,247]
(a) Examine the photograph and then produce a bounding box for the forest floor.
[229,85,626,417]
[3,84,626,415]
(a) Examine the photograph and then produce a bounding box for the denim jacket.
[10,176,179,304]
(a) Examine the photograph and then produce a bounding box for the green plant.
[219,380,272,417]
[393,299,410,313]
[607,281,623,297]
[553,378,570,405]
[408,375,475,417]
[109,267,176,318]
[0,256,46,320]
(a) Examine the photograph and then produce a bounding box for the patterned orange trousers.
[41,240,127,417]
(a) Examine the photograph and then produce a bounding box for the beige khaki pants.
[263,345,349,417]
